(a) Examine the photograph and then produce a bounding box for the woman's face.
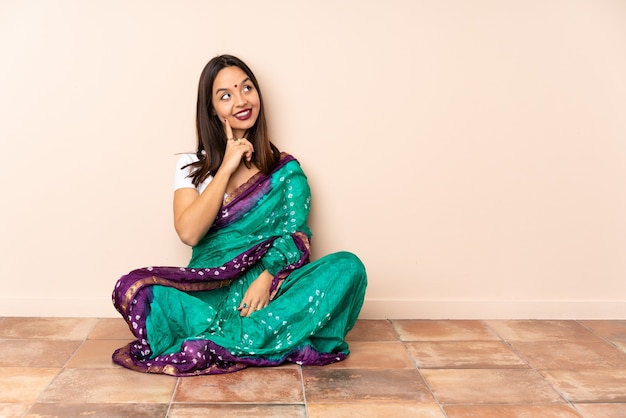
[212,66,261,139]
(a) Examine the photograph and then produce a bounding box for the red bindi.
[234,84,238,88]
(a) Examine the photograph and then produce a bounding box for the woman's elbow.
[175,227,200,247]
[180,236,198,247]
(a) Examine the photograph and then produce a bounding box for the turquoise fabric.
[147,251,366,361]
[127,155,367,374]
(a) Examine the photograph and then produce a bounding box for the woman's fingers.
[229,139,253,163]
[238,299,268,316]
[223,118,234,140]
[242,139,253,161]
[223,118,253,161]
[238,302,251,317]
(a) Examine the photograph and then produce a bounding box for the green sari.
[112,153,367,375]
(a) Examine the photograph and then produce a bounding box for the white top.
[174,153,213,194]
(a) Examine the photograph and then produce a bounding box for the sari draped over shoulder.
[112,153,367,376]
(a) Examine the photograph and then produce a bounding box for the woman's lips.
[234,109,252,121]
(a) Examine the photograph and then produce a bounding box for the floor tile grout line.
[569,402,590,417]
[86,317,103,337]
[392,321,449,416]
[165,377,182,417]
[576,319,626,354]
[298,365,309,417]
[386,318,403,342]
[20,318,101,417]
[482,319,536,369]
[403,320,589,414]
[24,348,82,416]
[401,340,449,417]
[61,319,99,369]
[483,320,585,410]
[527,367,580,411]
[391,314,440,409]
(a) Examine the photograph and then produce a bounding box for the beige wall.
[1,0,625,319]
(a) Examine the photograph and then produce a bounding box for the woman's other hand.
[238,270,273,317]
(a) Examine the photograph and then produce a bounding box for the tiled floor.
[0,318,625,417]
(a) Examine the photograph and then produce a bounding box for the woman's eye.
[243,85,253,92]
[220,93,231,100]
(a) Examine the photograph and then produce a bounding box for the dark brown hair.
[186,55,280,186]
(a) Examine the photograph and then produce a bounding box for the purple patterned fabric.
[110,153,362,376]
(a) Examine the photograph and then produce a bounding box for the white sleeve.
[174,153,212,193]
[174,154,198,191]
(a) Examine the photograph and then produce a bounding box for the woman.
[112,55,367,376]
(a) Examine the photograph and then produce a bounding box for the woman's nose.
[234,92,248,107]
